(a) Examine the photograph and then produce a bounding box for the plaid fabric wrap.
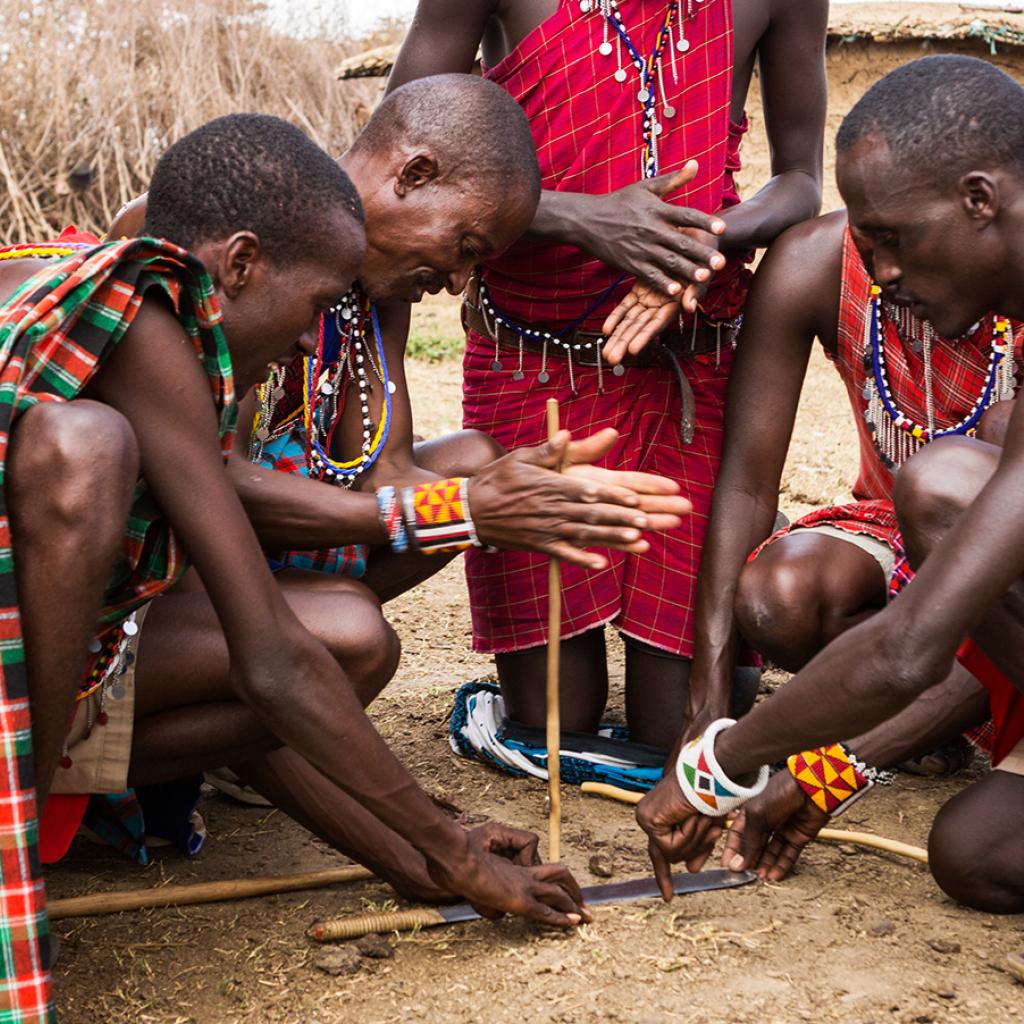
[0,238,235,1022]
[834,227,1024,503]
[464,332,732,655]
[482,0,743,330]
[255,426,369,578]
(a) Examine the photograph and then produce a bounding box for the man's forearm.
[718,170,821,252]
[843,663,989,769]
[713,617,950,780]
[689,485,780,713]
[230,460,387,549]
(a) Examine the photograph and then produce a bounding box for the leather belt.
[461,276,740,444]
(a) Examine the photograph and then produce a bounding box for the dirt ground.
[49,337,1024,1024]
[48,16,1024,1023]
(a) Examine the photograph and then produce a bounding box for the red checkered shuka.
[754,227,1024,558]
[482,0,741,331]
[464,339,733,655]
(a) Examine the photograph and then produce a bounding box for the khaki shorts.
[995,737,1024,777]
[794,524,896,580]
[51,605,148,795]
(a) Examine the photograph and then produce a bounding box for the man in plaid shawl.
[385,0,829,750]
[2,112,595,1021]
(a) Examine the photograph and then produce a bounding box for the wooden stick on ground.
[546,397,562,863]
[580,781,928,864]
[48,864,376,921]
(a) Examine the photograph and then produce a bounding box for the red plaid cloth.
[464,334,732,655]
[754,227,1024,559]
[835,227,1024,503]
[482,0,747,330]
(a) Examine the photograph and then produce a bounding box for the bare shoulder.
[754,211,845,336]
[765,209,845,277]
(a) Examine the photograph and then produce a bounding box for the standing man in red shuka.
[388,0,828,749]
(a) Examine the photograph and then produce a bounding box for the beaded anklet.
[787,742,895,816]
[675,718,769,817]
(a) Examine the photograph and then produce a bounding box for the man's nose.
[446,267,473,296]
[873,253,902,288]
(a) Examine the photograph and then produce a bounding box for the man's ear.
[215,231,263,299]
[959,170,1000,226]
[395,153,440,197]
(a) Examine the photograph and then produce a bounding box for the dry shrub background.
[0,0,390,243]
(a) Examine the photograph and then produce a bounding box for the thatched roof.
[829,3,1024,48]
[335,3,1024,80]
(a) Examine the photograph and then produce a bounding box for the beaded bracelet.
[399,477,481,555]
[675,718,770,818]
[787,742,895,817]
[375,485,409,555]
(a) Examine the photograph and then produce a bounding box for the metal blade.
[437,868,756,925]
[582,868,756,906]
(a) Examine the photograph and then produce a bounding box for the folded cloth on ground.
[449,680,666,792]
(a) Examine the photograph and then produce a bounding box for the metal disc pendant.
[599,42,612,56]
[341,307,354,320]
[580,0,592,10]
[491,359,503,372]
[677,38,690,52]
[614,68,627,83]
[123,619,139,637]
[652,122,663,136]
[255,427,270,442]
[321,382,334,395]
[663,104,677,118]
[110,682,126,700]
[613,364,626,377]
[912,340,923,353]
[538,371,550,384]
[387,380,397,394]
[513,371,525,381]
[638,88,651,102]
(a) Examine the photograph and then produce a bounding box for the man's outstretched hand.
[469,427,691,569]
[569,161,725,301]
[720,772,828,881]
[635,771,723,900]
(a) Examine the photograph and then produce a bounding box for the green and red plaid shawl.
[0,238,235,1022]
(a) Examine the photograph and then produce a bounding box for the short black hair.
[351,74,541,201]
[837,55,1024,186]
[145,113,364,261]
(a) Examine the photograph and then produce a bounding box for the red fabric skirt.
[749,498,899,563]
[956,641,1024,766]
[462,329,732,656]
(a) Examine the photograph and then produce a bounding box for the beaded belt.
[462,276,740,444]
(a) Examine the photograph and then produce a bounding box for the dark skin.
[20,208,596,926]
[637,134,1024,912]
[387,0,827,746]
[106,136,689,898]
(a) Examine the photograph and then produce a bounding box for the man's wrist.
[530,190,591,248]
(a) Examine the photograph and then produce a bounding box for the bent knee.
[894,437,997,544]
[320,595,401,700]
[929,779,1024,913]
[735,556,823,656]
[9,401,138,524]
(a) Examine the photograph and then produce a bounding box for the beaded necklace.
[862,285,1016,469]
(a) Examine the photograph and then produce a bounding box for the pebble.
[926,938,961,955]
[869,919,895,937]
[313,948,361,976]
[356,933,396,959]
[589,853,615,878]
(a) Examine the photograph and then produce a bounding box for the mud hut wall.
[737,39,1024,216]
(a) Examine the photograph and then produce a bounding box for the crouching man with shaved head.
[635,57,1024,931]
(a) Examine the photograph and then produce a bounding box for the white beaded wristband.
[675,718,770,818]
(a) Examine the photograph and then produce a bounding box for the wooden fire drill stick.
[546,398,562,863]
